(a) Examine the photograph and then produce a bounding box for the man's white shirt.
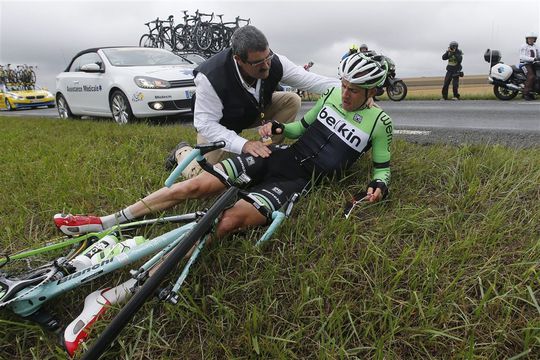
[519,43,539,63]
[193,53,340,154]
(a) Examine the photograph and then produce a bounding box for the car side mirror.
[80,63,103,73]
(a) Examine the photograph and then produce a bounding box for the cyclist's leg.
[56,171,227,234]
[127,170,226,218]
[216,199,267,237]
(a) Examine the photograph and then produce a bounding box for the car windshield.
[102,48,193,67]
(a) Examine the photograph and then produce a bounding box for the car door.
[74,52,109,115]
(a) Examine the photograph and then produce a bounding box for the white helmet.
[338,52,388,89]
[525,32,538,41]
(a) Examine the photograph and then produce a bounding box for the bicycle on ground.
[0,141,298,358]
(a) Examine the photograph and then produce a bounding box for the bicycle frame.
[6,216,198,318]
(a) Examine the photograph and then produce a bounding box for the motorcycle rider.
[519,32,540,101]
[342,44,359,60]
[441,41,463,100]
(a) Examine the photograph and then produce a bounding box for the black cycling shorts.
[219,145,311,213]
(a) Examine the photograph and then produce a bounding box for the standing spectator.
[519,32,539,101]
[298,61,315,99]
[359,43,369,53]
[441,41,463,100]
[303,61,314,71]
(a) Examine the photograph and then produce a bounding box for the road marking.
[395,129,431,135]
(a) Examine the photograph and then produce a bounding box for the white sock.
[101,207,135,229]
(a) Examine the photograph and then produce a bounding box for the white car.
[55,47,197,124]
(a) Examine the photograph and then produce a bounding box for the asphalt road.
[2,100,539,147]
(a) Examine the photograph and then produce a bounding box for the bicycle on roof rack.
[0,141,298,358]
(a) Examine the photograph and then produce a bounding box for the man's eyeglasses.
[244,51,274,67]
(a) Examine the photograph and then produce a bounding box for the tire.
[110,90,135,125]
[387,80,408,101]
[56,94,79,119]
[493,85,518,100]
[195,24,213,51]
[139,34,156,48]
[5,98,13,111]
[173,24,189,51]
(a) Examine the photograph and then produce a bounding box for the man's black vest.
[193,48,284,133]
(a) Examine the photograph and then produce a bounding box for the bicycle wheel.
[173,24,188,51]
[139,34,156,48]
[195,24,213,51]
[81,186,240,360]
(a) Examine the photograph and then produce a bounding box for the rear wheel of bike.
[139,34,156,48]
[493,85,518,100]
[173,24,189,51]
[196,24,213,51]
[387,80,408,101]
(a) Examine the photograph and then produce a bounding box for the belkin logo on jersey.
[317,106,369,151]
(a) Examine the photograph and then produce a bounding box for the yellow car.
[0,83,55,111]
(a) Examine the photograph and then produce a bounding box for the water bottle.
[91,236,147,263]
[68,234,119,271]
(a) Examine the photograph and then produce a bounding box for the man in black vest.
[165,25,339,178]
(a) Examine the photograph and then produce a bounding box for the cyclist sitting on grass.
[54,53,393,238]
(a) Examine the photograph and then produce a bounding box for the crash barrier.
[0,64,37,89]
[139,9,250,59]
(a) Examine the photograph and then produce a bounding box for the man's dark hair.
[231,25,269,61]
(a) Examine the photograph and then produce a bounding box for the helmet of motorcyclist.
[449,41,459,49]
[359,44,369,52]
[525,32,538,42]
[338,52,388,89]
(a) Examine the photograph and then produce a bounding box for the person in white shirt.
[165,25,340,178]
[519,31,539,100]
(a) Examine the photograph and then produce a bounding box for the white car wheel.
[56,94,76,119]
[110,90,135,125]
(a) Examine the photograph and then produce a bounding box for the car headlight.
[7,92,24,100]
[134,76,171,89]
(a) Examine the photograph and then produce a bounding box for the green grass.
[1,116,539,359]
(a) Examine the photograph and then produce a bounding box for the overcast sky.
[1,0,539,91]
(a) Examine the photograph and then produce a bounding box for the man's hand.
[259,120,284,138]
[242,140,272,158]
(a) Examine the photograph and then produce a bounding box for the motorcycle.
[484,49,540,100]
[374,56,408,101]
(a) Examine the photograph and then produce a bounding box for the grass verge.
[0,116,539,359]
